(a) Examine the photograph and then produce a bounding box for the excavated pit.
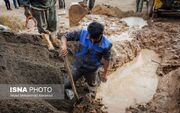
[0,16,144,113]
[0,13,179,113]
[96,49,160,113]
[96,17,159,113]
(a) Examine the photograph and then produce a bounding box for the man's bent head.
[88,22,104,43]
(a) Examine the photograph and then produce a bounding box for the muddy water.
[121,17,148,29]
[110,17,148,42]
[96,49,160,113]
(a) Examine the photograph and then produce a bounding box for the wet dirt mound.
[0,33,65,84]
[0,32,69,113]
[92,5,135,18]
[126,21,180,113]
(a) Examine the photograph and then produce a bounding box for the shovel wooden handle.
[64,56,79,99]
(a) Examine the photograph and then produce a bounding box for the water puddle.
[109,17,147,42]
[96,49,160,113]
[121,17,148,29]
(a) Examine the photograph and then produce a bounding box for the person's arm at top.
[59,30,81,56]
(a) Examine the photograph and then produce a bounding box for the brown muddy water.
[96,49,160,113]
[109,17,148,42]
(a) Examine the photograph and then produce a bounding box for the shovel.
[63,56,79,100]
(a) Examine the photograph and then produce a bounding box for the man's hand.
[101,59,110,83]
[101,72,107,83]
[59,36,68,57]
[59,44,68,56]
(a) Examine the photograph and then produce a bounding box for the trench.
[96,17,160,113]
[97,49,160,113]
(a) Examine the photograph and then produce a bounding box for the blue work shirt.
[64,29,112,71]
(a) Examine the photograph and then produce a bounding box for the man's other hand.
[101,72,107,83]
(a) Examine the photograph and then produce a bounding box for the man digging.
[59,22,112,99]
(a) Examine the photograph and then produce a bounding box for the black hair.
[87,22,104,40]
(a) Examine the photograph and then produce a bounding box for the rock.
[69,2,89,26]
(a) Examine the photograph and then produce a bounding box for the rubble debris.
[92,5,135,18]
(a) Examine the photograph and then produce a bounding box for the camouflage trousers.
[31,5,57,34]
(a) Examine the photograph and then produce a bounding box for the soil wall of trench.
[0,20,179,113]
[126,22,180,113]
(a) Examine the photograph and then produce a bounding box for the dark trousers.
[136,0,144,13]
[17,0,21,7]
[58,0,65,9]
[4,0,11,10]
[13,0,18,8]
[83,0,95,10]
[64,66,98,89]
[30,5,57,34]
[89,0,95,10]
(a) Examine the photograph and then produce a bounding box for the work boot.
[50,32,61,48]
[42,33,55,50]
[85,83,97,99]
[65,89,74,100]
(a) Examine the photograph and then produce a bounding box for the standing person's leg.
[63,0,65,9]
[136,0,140,12]
[13,0,18,8]
[17,0,21,7]
[88,0,95,11]
[31,9,54,50]
[4,0,11,10]
[31,9,48,34]
[7,0,11,10]
[138,0,144,13]
[59,0,64,9]
[4,0,9,10]
[58,0,61,9]
[47,5,60,47]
